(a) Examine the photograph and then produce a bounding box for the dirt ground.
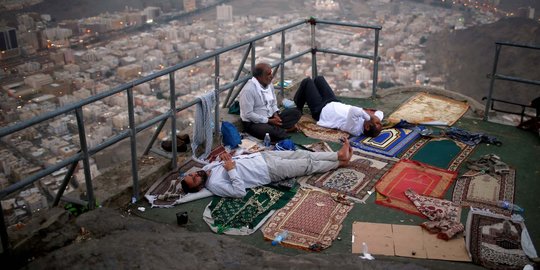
[13,207,431,270]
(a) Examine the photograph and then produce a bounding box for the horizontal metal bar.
[135,112,170,133]
[315,19,382,30]
[494,74,540,86]
[284,49,311,62]
[482,96,537,108]
[496,41,540,50]
[0,153,83,199]
[318,48,374,60]
[0,20,309,138]
[216,75,252,94]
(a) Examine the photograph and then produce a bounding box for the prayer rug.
[203,186,296,235]
[298,151,398,203]
[466,208,536,269]
[303,141,333,152]
[297,115,349,143]
[262,189,353,251]
[452,169,516,215]
[375,159,457,217]
[145,159,213,208]
[349,127,422,157]
[400,137,476,171]
[388,93,470,126]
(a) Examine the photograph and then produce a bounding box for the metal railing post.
[126,88,140,201]
[372,29,381,98]
[310,17,318,78]
[0,203,9,255]
[484,44,502,121]
[280,30,286,99]
[53,160,79,206]
[214,55,220,136]
[223,43,252,108]
[75,108,95,209]
[169,72,177,169]
[251,41,256,71]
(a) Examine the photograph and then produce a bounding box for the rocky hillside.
[424,17,540,109]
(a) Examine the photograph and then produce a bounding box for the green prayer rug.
[203,185,296,235]
[400,137,475,171]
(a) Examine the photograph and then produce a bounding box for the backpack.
[221,121,242,148]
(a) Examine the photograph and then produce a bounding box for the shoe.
[161,139,187,152]
[177,134,190,144]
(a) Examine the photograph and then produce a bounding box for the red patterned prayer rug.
[262,189,353,251]
[466,208,535,269]
[400,137,476,171]
[297,115,349,143]
[452,169,516,216]
[375,159,457,217]
[298,151,398,203]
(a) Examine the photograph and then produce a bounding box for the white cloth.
[317,102,384,136]
[203,153,271,198]
[239,78,279,123]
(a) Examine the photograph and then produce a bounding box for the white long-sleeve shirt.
[203,153,271,198]
[239,78,279,123]
[317,102,384,136]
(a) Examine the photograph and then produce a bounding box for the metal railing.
[483,41,540,121]
[0,18,382,254]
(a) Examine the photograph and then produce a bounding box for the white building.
[217,4,233,22]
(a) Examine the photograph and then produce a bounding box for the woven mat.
[400,137,476,171]
[298,151,398,203]
[466,208,534,269]
[203,185,296,235]
[297,115,349,143]
[144,159,212,208]
[375,159,457,216]
[388,93,469,126]
[262,189,353,251]
[452,169,516,215]
[350,127,422,157]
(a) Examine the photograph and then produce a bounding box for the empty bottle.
[264,133,271,148]
[271,230,288,246]
[498,200,524,213]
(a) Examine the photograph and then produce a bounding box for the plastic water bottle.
[498,200,524,213]
[271,230,288,246]
[263,133,271,148]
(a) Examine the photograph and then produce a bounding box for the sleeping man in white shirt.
[294,76,384,137]
[180,140,353,198]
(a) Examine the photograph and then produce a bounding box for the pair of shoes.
[161,134,190,152]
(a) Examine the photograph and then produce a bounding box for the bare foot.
[337,138,352,166]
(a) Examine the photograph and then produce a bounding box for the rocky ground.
[10,207,431,270]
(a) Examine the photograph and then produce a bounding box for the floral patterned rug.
[297,115,349,143]
[298,151,398,203]
[262,189,353,251]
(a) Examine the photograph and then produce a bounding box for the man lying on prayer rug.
[180,139,354,198]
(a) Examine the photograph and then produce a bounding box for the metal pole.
[215,55,220,136]
[484,44,502,121]
[0,202,10,256]
[142,118,167,156]
[53,160,79,206]
[126,88,140,201]
[75,108,95,209]
[251,41,256,72]
[169,72,177,169]
[372,29,380,98]
[310,18,318,78]
[224,43,252,108]
[280,30,286,100]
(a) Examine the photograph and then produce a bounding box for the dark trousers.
[294,76,340,121]
[242,108,301,142]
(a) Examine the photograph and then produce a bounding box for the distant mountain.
[424,17,540,108]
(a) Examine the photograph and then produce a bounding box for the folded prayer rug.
[388,92,469,126]
[350,127,422,157]
[297,115,349,143]
[466,208,537,269]
[452,169,516,215]
[375,159,457,216]
[203,185,296,235]
[298,151,398,203]
[262,189,353,251]
[400,137,476,171]
[302,141,333,152]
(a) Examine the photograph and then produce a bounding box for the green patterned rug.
[203,185,297,235]
[400,137,475,171]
